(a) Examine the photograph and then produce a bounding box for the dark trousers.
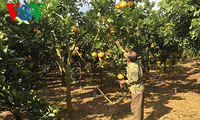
[131,92,144,120]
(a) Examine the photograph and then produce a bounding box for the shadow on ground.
[38,62,200,120]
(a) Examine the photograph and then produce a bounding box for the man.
[115,41,145,120]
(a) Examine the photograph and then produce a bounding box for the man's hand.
[115,41,125,51]
[119,80,126,84]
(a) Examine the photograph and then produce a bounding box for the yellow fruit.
[127,1,134,7]
[115,2,121,9]
[25,55,32,61]
[75,47,79,51]
[79,52,83,56]
[99,17,104,23]
[72,51,78,56]
[107,33,111,38]
[120,1,127,8]
[125,48,131,52]
[59,49,63,53]
[71,26,77,32]
[40,52,43,55]
[103,61,109,67]
[98,52,104,58]
[37,30,42,34]
[118,74,124,79]
[110,27,114,31]
[108,39,113,43]
[75,28,81,35]
[91,52,97,57]
[149,55,153,59]
[107,50,113,54]
[150,92,154,95]
[99,57,105,62]
[47,67,50,71]
[150,43,155,48]
[157,61,161,64]
[148,64,152,68]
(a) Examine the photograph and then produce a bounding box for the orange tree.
[83,0,173,77]
[1,0,100,116]
[0,0,64,119]
[158,0,200,61]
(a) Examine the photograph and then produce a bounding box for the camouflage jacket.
[123,51,145,94]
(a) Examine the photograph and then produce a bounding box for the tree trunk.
[66,49,73,116]
[61,70,66,86]
[164,61,166,73]
[14,114,22,120]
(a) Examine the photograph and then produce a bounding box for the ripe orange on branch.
[120,1,127,8]
[72,51,78,56]
[103,61,109,67]
[91,52,97,57]
[151,44,155,48]
[118,74,124,79]
[99,57,105,62]
[107,33,111,38]
[99,17,104,24]
[125,48,131,52]
[115,2,121,9]
[71,26,77,32]
[75,47,79,51]
[157,61,161,64]
[127,1,134,7]
[79,52,83,56]
[98,52,104,58]
[37,30,42,35]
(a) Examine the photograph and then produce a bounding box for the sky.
[19,0,162,12]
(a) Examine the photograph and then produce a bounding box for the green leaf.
[48,113,55,117]
[0,45,6,50]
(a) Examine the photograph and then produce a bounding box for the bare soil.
[1,59,200,120]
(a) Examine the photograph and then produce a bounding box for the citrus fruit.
[107,50,113,54]
[71,26,77,32]
[110,27,114,31]
[120,1,127,8]
[75,47,79,51]
[115,2,121,9]
[127,1,134,7]
[107,33,111,38]
[72,51,78,56]
[99,57,105,62]
[103,61,109,67]
[75,28,81,35]
[37,30,42,34]
[118,74,124,79]
[151,44,154,48]
[98,52,104,58]
[157,61,161,64]
[59,49,63,53]
[79,52,83,56]
[91,52,97,57]
[148,64,152,68]
[125,48,131,52]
